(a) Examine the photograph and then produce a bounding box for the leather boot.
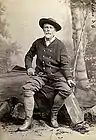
[51,93,65,128]
[19,91,35,131]
[51,113,59,128]
[19,117,32,131]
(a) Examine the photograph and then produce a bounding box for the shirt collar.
[45,36,56,46]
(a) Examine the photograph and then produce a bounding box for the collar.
[45,36,56,46]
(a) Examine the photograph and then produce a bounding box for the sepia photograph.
[0,0,96,139]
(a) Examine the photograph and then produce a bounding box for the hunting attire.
[19,18,88,132]
[21,36,72,126]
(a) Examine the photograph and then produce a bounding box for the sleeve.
[60,43,72,80]
[25,41,37,70]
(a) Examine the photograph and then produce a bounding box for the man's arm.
[60,43,72,80]
[25,41,36,69]
[60,45,75,87]
[25,41,36,75]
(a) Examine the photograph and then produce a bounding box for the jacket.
[25,37,72,80]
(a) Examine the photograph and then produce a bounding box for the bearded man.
[19,18,86,131]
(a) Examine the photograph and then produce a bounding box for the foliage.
[85,32,96,83]
[0,2,9,38]
[0,2,21,74]
[0,37,21,74]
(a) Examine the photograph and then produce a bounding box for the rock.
[0,101,10,119]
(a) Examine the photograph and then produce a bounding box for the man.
[19,18,80,131]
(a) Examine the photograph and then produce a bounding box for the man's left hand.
[67,79,76,88]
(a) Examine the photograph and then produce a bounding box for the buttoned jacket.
[25,37,72,80]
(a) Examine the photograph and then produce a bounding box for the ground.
[0,119,96,140]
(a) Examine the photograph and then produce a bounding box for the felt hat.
[39,18,61,31]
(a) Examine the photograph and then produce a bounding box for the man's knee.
[22,76,45,94]
[53,94,65,106]
[22,81,36,97]
[58,90,72,99]
[23,89,35,97]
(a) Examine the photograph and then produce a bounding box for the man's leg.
[19,76,45,131]
[51,93,66,128]
[51,91,70,128]
[51,77,72,128]
[19,90,35,131]
[24,91,35,119]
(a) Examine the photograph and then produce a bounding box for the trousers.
[22,74,72,118]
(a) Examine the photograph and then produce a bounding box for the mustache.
[45,32,51,34]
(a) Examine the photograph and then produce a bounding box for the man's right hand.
[27,68,35,76]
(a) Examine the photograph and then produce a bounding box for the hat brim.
[39,18,61,31]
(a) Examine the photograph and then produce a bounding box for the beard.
[45,33,54,40]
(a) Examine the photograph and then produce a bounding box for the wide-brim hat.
[39,18,61,31]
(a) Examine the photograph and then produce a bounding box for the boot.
[19,117,32,131]
[51,113,59,128]
[51,94,65,128]
[19,91,35,131]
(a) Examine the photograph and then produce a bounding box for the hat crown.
[47,18,56,23]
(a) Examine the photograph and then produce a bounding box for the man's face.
[43,24,56,39]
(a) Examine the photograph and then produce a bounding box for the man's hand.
[27,68,35,76]
[67,79,76,88]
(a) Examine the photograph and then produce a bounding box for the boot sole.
[18,124,33,131]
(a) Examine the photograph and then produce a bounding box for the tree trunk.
[69,1,96,108]
[70,1,90,89]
